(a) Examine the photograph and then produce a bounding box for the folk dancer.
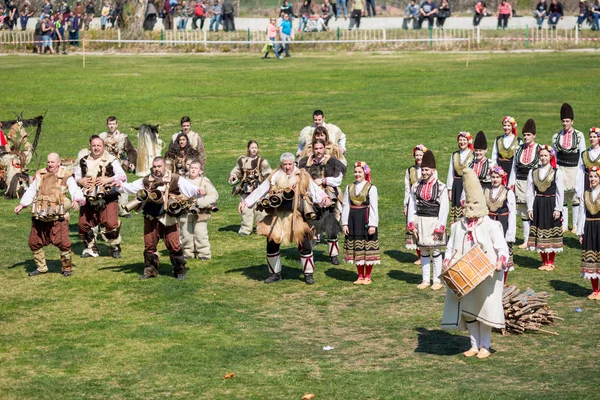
[75,135,127,259]
[170,116,206,170]
[298,139,346,265]
[508,119,540,249]
[447,131,474,223]
[14,153,85,277]
[407,150,449,291]
[115,157,206,280]
[179,160,218,260]
[575,127,600,203]
[576,166,600,300]
[469,131,492,191]
[526,145,564,271]
[239,152,331,285]
[342,161,380,285]
[552,103,586,233]
[229,140,272,236]
[441,167,509,359]
[491,116,522,182]
[297,109,347,159]
[485,166,516,284]
[99,115,137,217]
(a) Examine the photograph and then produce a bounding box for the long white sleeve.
[490,138,499,166]
[338,131,347,151]
[19,179,38,207]
[555,168,564,212]
[403,169,410,207]
[444,222,457,264]
[437,186,449,230]
[578,130,587,153]
[368,185,379,227]
[506,189,516,242]
[490,220,510,263]
[576,159,586,200]
[325,172,343,188]
[526,170,535,212]
[407,186,417,225]
[66,176,85,203]
[119,178,145,195]
[446,154,454,189]
[243,179,270,208]
[576,195,587,236]
[110,159,127,183]
[308,179,328,204]
[508,155,517,188]
[178,177,203,198]
[341,185,350,226]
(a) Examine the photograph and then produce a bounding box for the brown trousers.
[143,217,181,254]
[28,218,71,252]
[78,201,120,234]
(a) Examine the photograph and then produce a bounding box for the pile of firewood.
[501,285,563,336]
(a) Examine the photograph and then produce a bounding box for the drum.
[442,245,495,299]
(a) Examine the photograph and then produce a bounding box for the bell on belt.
[268,191,283,208]
[136,189,149,201]
[149,190,163,203]
[302,197,316,220]
[123,198,143,212]
[189,206,200,215]
[167,198,183,215]
[282,187,295,201]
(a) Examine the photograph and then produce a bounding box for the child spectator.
[403,0,419,29]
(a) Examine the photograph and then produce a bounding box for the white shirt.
[576,185,600,236]
[489,185,516,242]
[20,174,84,207]
[297,122,347,155]
[407,178,449,231]
[446,149,470,189]
[119,175,202,199]
[341,181,379,227]
[576,146,600,200]
[73,153,127,183]
[491,134,518,166]
[526,164,564,212]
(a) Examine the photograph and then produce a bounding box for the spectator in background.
[162,0,173,30]
[100,0,110,29]
[208,0,222,32]
[112,0,123,28]
[33,16,43,52]
[418,0,437,29]
[59,0,71,23]
[20,0,35,30]
[473,1,487,26]
[67,11,80,45]
[52,12,67,54]
[592,0,600,30]
[299,0,312,32]
[41,14,54,53]
[74,1,84,18]
[338,0,347,19]
[7,0,18,30]
[577,0,590,29]
[533,0,548,29]
[548,0,563,29]
[280,0,295,17]
[222,0,235,31]
[322,0,333,26]
[262,17,280,58]
[403,0,419,29]
[41,0,53,18]
[144,0,158,30]
[177,0,188,29]
[192,0,206,29]
[348,0,364,30]
[278,12,293,57]
[330,0,338,20]
[497,0,512,29]
[0,6,5,29]
[436,0,450,28]
[84,0,94,30]
[366,0,376,17]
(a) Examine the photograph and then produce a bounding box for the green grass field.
[1,52,599,400]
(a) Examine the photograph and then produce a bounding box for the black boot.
[111,244,122,259]
[142,251,159,279]
[264,273,282,284]
[170,250,187,280]
[331,256,340,265]
[304,273,315,285]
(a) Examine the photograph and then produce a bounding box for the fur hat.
[462,167,488,219]
[421,150,436,169]
[474,131,487,150]
[560,103,574,120]
[522,118,536,135]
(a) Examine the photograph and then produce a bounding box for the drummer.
[441,167,509,360]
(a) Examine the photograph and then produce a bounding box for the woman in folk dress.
[576,166,600,300]
[447,131,474,223]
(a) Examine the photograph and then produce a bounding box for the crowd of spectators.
[142,0,235,31]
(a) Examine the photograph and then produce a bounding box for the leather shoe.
[431,282,444,291]
[176,273,186,280]
[362,277,372,285]
[587,292,598,300]
[463,347,479,357]
[477,348,491,359]
[417,282,430,290]
[111,250,121,259]
[517,243,527,249]
[331,256,339,265]
[304,273,315,285]
[62,271,73,277]
[264,273,282,284]
[28,270,46,276]
[353,277,364,285]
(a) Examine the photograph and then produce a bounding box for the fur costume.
[135,124,163,177]
[462,168,489,219]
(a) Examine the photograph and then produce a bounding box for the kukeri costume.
[19,165,84,276]
[165,133,200,177]
[407,150,449,288]
[230,155,272,236]
[441,167,509,359]
[74,150,126,258]
[171,130,206,170]
[100,129,137,217]
[243,166,328,284]
[298,153,346,264]
[552,103,586,231]
[447,132,474,223]
[576,169,600,300]
[491,116,522,182]
[179,175,218,260]
[118,170,204,279]
[342,162,380,283]
[297,122,346,157]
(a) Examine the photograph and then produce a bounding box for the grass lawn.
[1,52,599,400]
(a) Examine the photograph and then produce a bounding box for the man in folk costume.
[576,166,600,300]
[239,152,331,285]
[468,131,492,191]
[404,144,435,266]
[441,167,509,359]
[170,116,206,170]
[485,165,516,284]
[491,116,522,182]
[576,127,600,205]
[75,135,127,259]
[297,125,346,165]
[508,119,540,249]
[447,132,474,223]
[99,116,137,218]
[407,150,449,291]
[298,139,346,265]
[229,140,272,236]
[14,153,85,277]
[115,157,206,280]
[552,103,586,233]
[179,160,218,260]
[296,110,347,158]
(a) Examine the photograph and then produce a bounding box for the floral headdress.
[355,161,371,183]
[590,127,600,135]
[538,144,557,168]
[490,165,508,186]
[413,144,428,156]
[457,131,474,151]
[502,116,518,136]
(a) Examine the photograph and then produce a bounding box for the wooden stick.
[537,328,559,336]
[83,37,86,69]
[466,33,471,68]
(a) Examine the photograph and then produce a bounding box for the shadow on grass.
[549,279,589,298]
[98,262,148,276]
[225,264,304,282]
[414,327,470,356]
[325,267,356,282]
[217,224,240,233]
[9,259,63,274]
[563,236,580,250]
[384,249,418,264]
[388,269,422,285]
[513,253,541,270]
